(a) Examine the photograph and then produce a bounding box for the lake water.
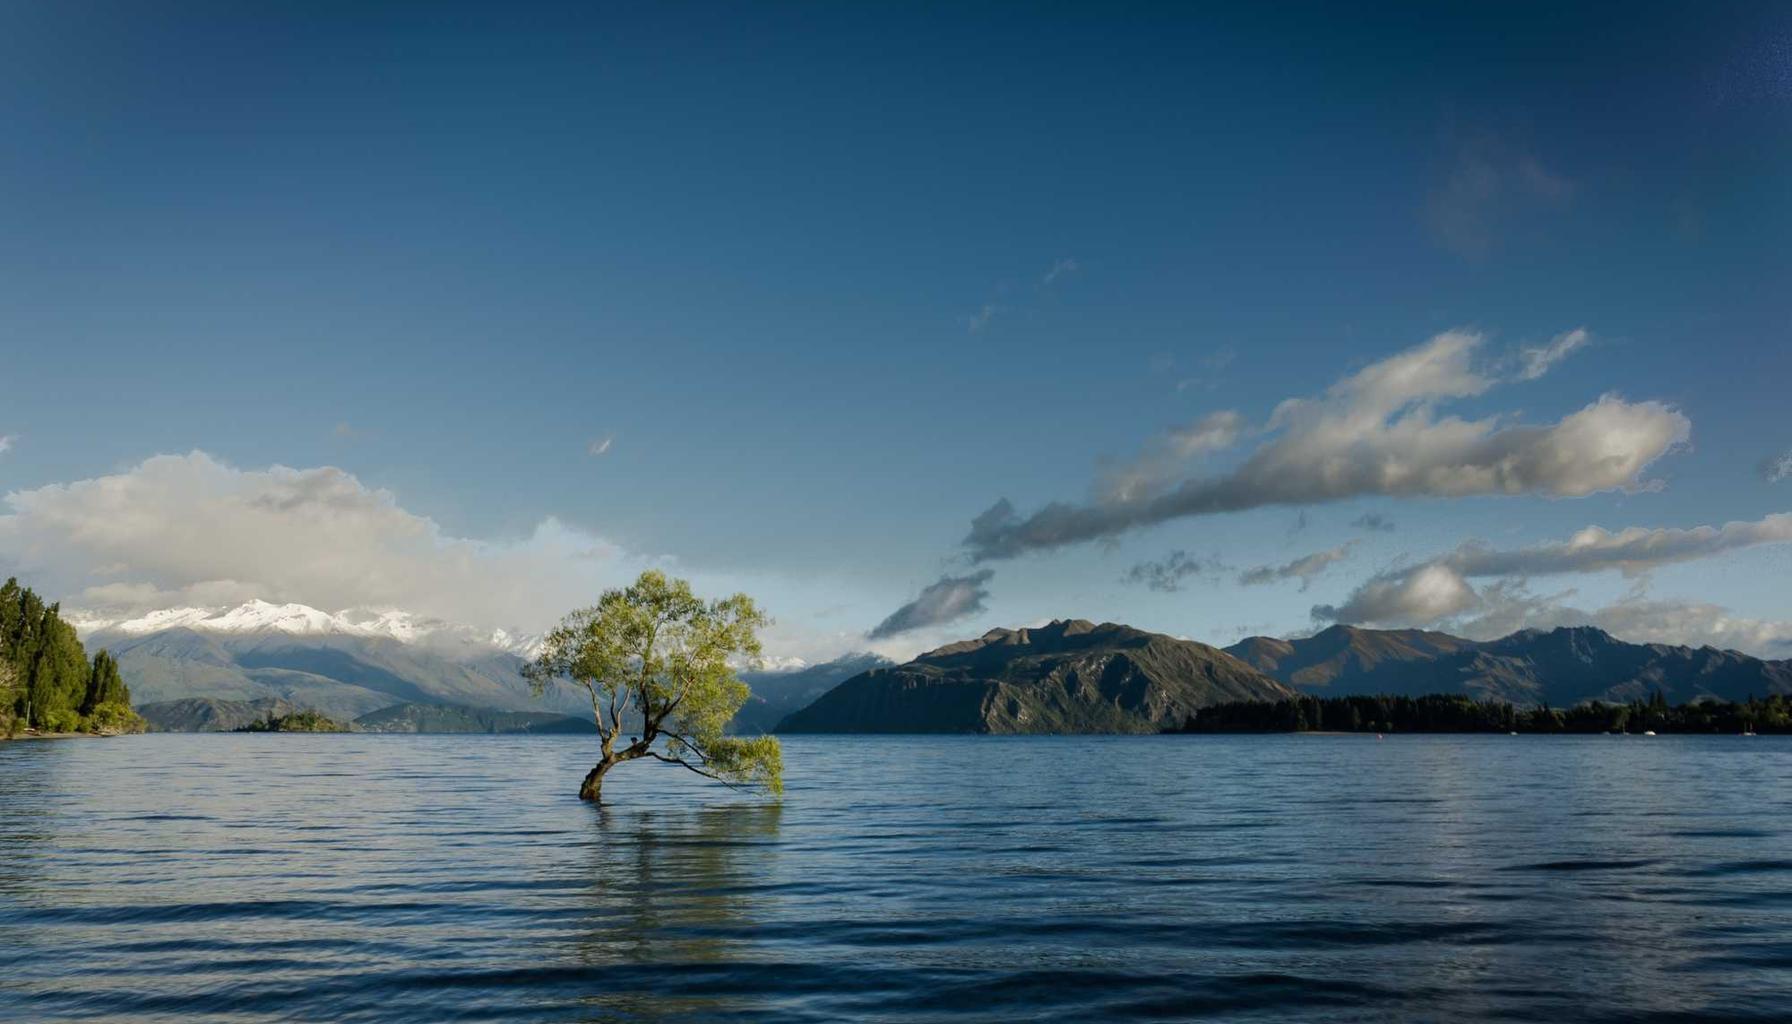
[3,733,1791,1022]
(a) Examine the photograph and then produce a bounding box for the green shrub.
[85,701,145,734]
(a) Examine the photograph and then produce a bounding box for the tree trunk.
[579,759,611,802]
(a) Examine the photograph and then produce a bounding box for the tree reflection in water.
[570,802,785,1020]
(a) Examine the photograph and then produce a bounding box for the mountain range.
[88,599,1792,735]
[79,600,574,723]
[1223,624,1792,706]
[75,600,542,654]
[778,619,1294,733]
[95,599,886,733]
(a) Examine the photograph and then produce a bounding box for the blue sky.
[1,3,1789,660]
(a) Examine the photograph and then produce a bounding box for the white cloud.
[1446,513,1792,579]
[588,435,614,457]
[967,330,1690,559]
[1763,451,1792,483]
[1517,327,1589,380]
[1313,511,1792,656]
[1321,512,1792,625]
[1238,542,1357,590]
[0,435,13,455]
[1453,585,1792,657]
[0,451,656,632]
[1097,410,1244,503]
[866,570,994,639]
[1314,562,1479,624]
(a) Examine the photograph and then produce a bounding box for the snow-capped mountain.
[75,598,823,728]
[72,599,543,657]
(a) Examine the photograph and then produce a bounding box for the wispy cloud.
[1426,132,1574,257]
[1762,450,1792,483]
[867,570,995,639]
[967,303,1000,333]
[967,259,1079,333]
[966,329,1688,560]
[1041,258,1079,286]
[1097,411,1244,503]
[1516,327,1590,380]
[588,435,614,457]
[0,435,13,456]
[1351,513,1396,533]
[1172,348,1236,394]
[1121,550,1225,593]
[1238,542,1357,590]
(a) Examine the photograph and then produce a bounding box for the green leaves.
[1,577,142,734]
[528,570,784,799]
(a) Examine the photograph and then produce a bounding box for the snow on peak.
[76,600,543,655]
[753,654,810,673]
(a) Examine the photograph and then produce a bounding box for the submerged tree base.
[579,763,607,802]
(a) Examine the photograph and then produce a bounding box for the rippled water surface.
[4,734,1792,1022]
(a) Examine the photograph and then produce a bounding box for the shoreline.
[1,729,135,742]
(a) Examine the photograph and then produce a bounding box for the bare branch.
[649,751,746,788]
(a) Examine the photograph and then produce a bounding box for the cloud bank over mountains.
[1312,512,1792,654]
[1315,512,1792,626]
[0,451,652,634]
[965,330,1689,561]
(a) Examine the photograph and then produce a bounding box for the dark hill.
[139,696,314,732]
[778,619,1294,734]
[734,653,893,733]
[1225,625,1792,705]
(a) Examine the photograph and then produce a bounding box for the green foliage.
[0,577,142,734]
[235,709,347,732]
[526,570,782,800]
[86,701,145,733]
[0,661,19,736]
[83,650,130,714]
[1178,691,1792,735]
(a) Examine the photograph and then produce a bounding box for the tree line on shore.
[1177,692,1792,735]
[234,709,348,733]
[1,578,142,735]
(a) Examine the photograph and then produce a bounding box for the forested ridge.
[1177,692,1792,735]
[1,577,143,735]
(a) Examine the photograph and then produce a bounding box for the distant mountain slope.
[84,598,848,730]
[355,702,594,734]
[734,653,893,733]
[779,619,1294,734]
[1225,625,1792,705]
[138,697,312,732]
[87,615,587,722]
[1225,625,1476,689]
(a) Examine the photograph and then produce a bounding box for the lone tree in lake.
[524,570,783,803]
